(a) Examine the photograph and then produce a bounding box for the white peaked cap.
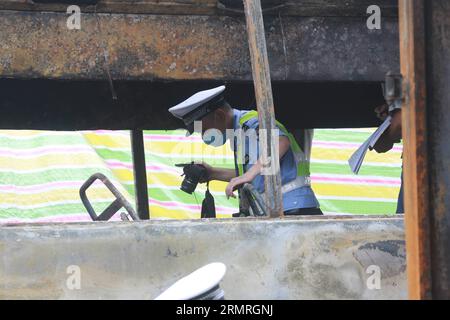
[168,85,226,120]
[154,262,227,300]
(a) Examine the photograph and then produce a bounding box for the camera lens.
[180,177,197,194]
[179,164,206,194]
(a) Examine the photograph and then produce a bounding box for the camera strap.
[201,182,216,219]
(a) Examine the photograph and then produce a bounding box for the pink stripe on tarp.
[144,134,202,142]
[0,214,122,224]
[105,160,133,170]
[313,140,403,152]
[85,130,130,138]
[86,130,201,142]
[90,130,127,135]
[311,175,401,186]
[105,160,182,175]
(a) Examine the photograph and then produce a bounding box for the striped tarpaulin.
[0,129,402,223]
[311,129,402,215]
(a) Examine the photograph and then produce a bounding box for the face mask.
[203,129,226,147]
[202,114,227,147]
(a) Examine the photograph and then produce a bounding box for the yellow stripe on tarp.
[312,184,399,199]
[83,134,131,149]
[146,142,234,159]
[149,206,232,220]
[0,187,131,206]
[0,153,104,170]
[311,148,402,164]
[108,169,134,182]
[84,133,235,157]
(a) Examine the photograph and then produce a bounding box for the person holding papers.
[372,104,404,214]
[373,104,402,153]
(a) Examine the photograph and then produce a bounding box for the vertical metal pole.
[422,0,450,299]
[243,0,284,218]
[399,0,431,300]
[131,130,150,220]
[400,0,450,299]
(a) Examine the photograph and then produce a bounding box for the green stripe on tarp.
[310,162,402,178]
[94,149,132,162]
[0,135,87,148]
[0,202,115,219]
[314,130,383,143]
[319,199,397,215]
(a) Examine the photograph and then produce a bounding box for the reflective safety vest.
[236,111,311,193]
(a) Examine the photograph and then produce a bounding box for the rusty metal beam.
[0,10,398,81]
[398,0,432,300]
[0,0,398,17]
[243,0,283,218]
[400,0,450,299]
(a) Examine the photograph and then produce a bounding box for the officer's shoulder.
[239,110,260,128]
[245,118,259,129]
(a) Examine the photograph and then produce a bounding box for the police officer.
[168,85,322,216]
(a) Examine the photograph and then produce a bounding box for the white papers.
[348,116,392,174]
[348,140,371,175]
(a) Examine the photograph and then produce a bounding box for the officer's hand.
[194,162,213,183]
[225,176,250,199]
[375,103,389,121]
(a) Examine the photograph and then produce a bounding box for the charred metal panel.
[0,10,399,81]
[0,79,385,130]
[0,0,398,17]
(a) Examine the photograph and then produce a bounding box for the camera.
[175,163,208,194]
